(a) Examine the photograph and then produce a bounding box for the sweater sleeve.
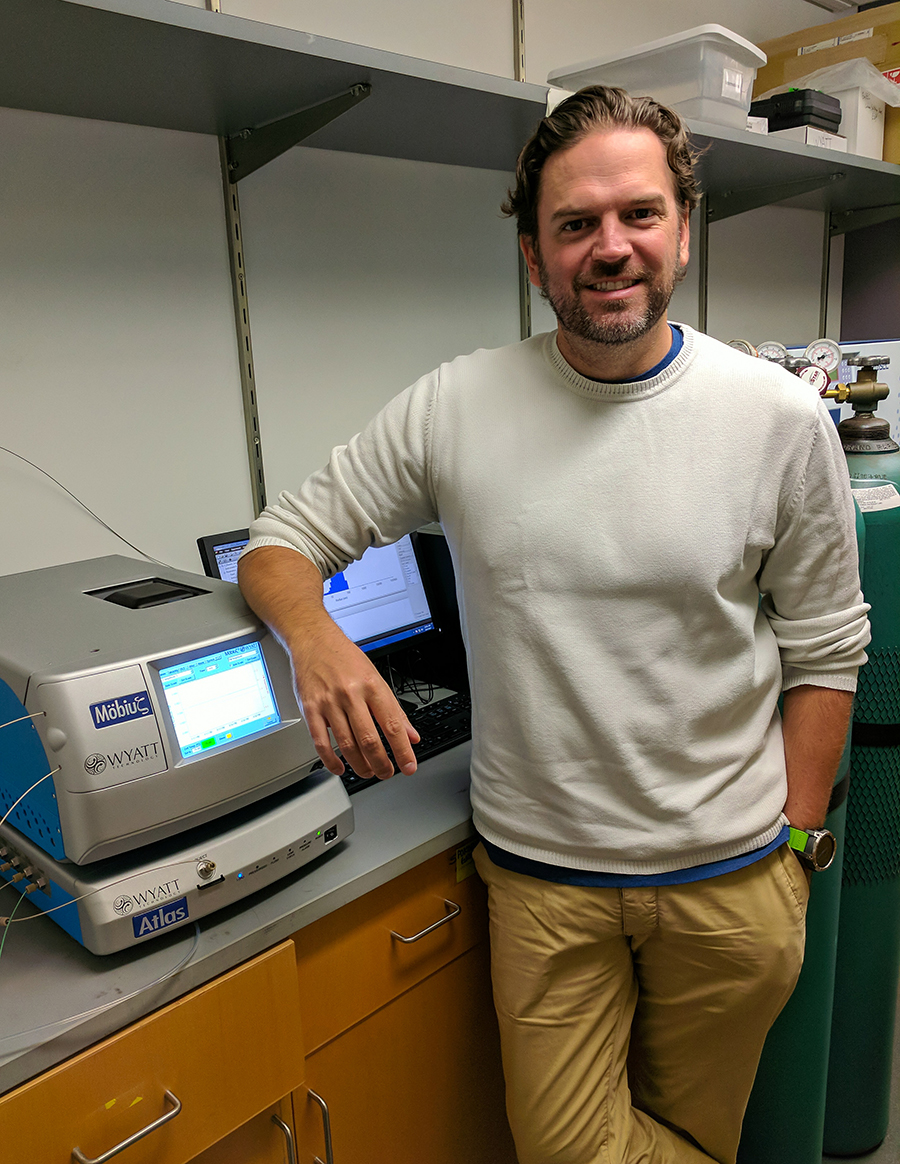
[758,402,870,692]
[243,371,440,578]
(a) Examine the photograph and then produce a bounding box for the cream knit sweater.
[247,326,870,874]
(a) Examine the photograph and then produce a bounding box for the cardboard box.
[885,67,900,164]
[769,124,848,151]
[754,3,900,95]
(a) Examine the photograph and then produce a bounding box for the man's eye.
[561,219,586,232]
[630,208,658,220]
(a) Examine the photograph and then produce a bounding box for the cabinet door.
[188,1099,297,1164]
[1,942,305,1164]
[294,943,517,1164]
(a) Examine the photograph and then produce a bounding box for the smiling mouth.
[584,277,641,292]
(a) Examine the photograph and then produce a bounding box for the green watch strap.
[788,826,810,854]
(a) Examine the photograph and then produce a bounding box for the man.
[238,87,870,1163]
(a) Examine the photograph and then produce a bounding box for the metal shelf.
[3,1,898,212]
[0,0,547,172]
[689,118,900,229]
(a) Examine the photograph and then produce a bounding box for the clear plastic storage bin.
[548,25,767,130]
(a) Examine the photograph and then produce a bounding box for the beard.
[536,250,686,347]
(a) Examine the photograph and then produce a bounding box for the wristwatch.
[788,826,837,872]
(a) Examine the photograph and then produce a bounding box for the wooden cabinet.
[0,942,304,1164]
[290,842,517,1164]
[0,843,516,1164]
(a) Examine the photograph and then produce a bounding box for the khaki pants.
[474,843,809,1164]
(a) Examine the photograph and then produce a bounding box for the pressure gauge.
[757,341,788,363]
[798,364,830,395]
[728,339,759,357]
[804,338,842,373]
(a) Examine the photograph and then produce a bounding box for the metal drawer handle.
[71,1090,182,1164]
[390,899,461,943]
[308,1088,335,1164]
[271,1113,297,1164]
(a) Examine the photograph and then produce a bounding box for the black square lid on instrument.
[89,578,210,608]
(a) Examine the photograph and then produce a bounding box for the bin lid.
[549,24,766,89]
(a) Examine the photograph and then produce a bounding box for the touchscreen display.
[158,641,280,759]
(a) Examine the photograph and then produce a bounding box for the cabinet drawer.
[292,840,487,1051]
[0,941,304,1164]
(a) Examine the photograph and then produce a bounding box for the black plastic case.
[750,89,842,133]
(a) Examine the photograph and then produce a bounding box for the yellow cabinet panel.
[188,1099,296,1164]
[292,842,486,1052]
[1,942,305,1164]
[295,943,516,1164]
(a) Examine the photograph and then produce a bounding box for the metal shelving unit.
[5,0,900,490]
[4,2,899,200]
[0,0,547,172]
[689,118,900,232]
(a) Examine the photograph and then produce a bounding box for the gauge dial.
[757,341,788,362]
[804,338,842,372]
[798,364,830,394]
[727,339,759,357]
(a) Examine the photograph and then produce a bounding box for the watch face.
[812,830,837,871]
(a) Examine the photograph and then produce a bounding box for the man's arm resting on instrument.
[238,545,419,780]
[781,684,854,830]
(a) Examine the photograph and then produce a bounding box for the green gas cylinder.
[737,781,848,1164]
[736,501,865,1164]
[824,477,900,1156]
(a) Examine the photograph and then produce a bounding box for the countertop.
[0,743,473,1094]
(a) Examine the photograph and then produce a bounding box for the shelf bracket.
[706,171,846,223]
[830,204,900,236]
[225,83,372,182]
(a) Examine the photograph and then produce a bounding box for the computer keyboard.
[408,691,472,761]
[320,691,472,795]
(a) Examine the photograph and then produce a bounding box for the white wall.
[222,0,515,78]
[0,108,253,576]
[237,147,521,496]
[707,206,828,347]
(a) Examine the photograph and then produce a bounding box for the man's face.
[521,127,690,352]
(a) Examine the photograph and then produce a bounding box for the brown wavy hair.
[503,85,702,239]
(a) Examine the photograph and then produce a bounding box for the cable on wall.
[0,445,168,565]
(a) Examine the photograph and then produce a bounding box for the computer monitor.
[197,529,437,656]
[197,529,249,585]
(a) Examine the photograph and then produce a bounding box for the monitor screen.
[197,530,436,655]
[157,640,281,759]
[324,536,435,654]
[197,530,249,585]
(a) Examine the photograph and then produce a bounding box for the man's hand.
[288,614,420,779]
[238,545,419,780]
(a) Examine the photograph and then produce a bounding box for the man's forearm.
[781,684,854,830]
[237,544,331,653]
